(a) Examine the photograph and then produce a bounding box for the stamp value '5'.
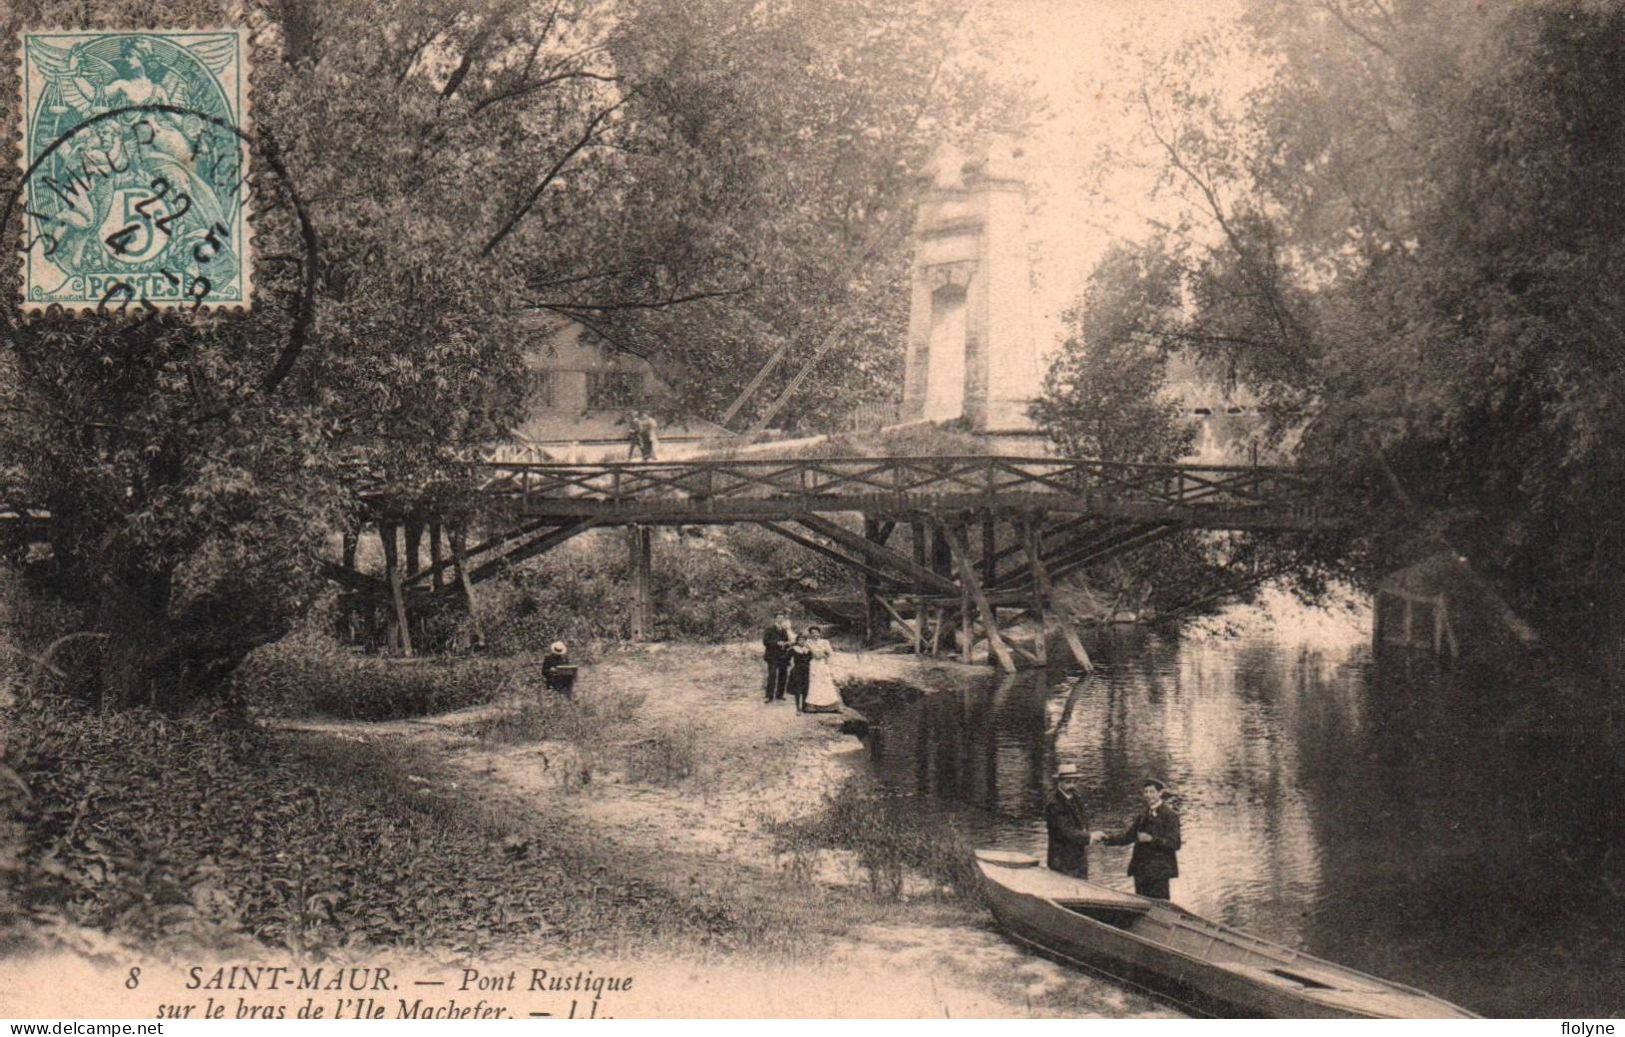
[17,29,252,313]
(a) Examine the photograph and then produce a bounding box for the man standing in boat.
[1092,778,1181,900]
[1045,764,1093,878]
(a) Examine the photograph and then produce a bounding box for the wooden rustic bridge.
[358,454,1339,671]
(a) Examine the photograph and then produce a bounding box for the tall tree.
[1032,245,1196,463]
[578,0,1029,431]
[0,0,1028,706]
[1077,0,1625,657]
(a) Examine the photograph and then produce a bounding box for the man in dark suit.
[762,611,794,703]
[1092,778,1181,900]
[1045,763,1092,878]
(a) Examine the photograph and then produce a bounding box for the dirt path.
[274,642,1175,1018]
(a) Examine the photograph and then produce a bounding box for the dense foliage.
[1061,0,1625,659]
[1031,250,1196,465]
[1033,256,1351,621]
[0,0,1022,708]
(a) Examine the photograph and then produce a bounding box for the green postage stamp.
[17,29,252,312]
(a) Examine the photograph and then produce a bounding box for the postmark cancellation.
[16,28,252,312]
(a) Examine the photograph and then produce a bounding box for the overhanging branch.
[535,284,752,313]
[480,95,630,258]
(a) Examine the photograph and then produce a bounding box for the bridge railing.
[474,455,1328,516]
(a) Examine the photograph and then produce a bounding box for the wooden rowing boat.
[975,849,1476,1019]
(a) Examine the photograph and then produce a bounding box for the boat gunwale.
[977,858,1476,1017]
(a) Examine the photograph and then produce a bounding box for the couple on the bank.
[1046,766,1181,900]
[762,611,840,713]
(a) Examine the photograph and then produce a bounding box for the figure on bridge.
[624,410,659,461]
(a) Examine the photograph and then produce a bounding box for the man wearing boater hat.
[1092,778,1182,900]
[1044,763,1092,878]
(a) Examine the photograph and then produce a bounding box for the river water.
[853,591,1624,1018]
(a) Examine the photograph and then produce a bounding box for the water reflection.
[854,603,1624,1017]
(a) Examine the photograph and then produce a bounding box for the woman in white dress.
[800,626,841,713]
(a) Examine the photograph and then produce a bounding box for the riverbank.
[258,641,1172,1018]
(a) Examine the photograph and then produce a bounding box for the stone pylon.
[899,138,1043,434]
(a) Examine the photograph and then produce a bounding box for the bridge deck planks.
[476,456,1335,532]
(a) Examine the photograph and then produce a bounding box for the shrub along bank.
[239,522,861,722]
[401,524,858,657]
[233,642,525,721]
[764,783,981,902]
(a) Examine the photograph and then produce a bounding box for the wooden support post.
[428,523,444,592]
[956,519,973,663]
[1434,594,1446,656]
[982,513,997,584]
[449,525,485,647]
[404,520,424,580]
[911,519,928,655]
[796,514,956,594]
[1006,641,1044,667]
[940,520,1017,672]
[1023,518,1048,666]
[628,525,653,641]
[932,525,952,578]
[876,595,919,644]
[1028,517,1092,673]
[409,518,553,588]
[863,516,885,646]
[380,522,413,657]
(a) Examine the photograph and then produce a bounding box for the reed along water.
[850,592,1624,1018]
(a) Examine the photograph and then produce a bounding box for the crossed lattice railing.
[473,455,1329,520]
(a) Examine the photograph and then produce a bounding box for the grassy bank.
[764,783,982,901]
[234,642,528,720]
[2,638,1175,1017]
[0,692,751,960]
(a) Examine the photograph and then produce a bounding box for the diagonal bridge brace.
[757,521,907,590]
[933,517,1017,673]
[431,516,604,592]
[404,518,555,588]
[795,513,959,595]
[993,518,1139,592]
[1042,524,1182,585]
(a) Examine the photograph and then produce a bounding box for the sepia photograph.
[0,0,1621,1022]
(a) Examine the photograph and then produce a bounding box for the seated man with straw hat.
[541,641,576,697]
[1045,763,1092,878]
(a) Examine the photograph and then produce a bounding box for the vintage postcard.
[0,0,1619,1025]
